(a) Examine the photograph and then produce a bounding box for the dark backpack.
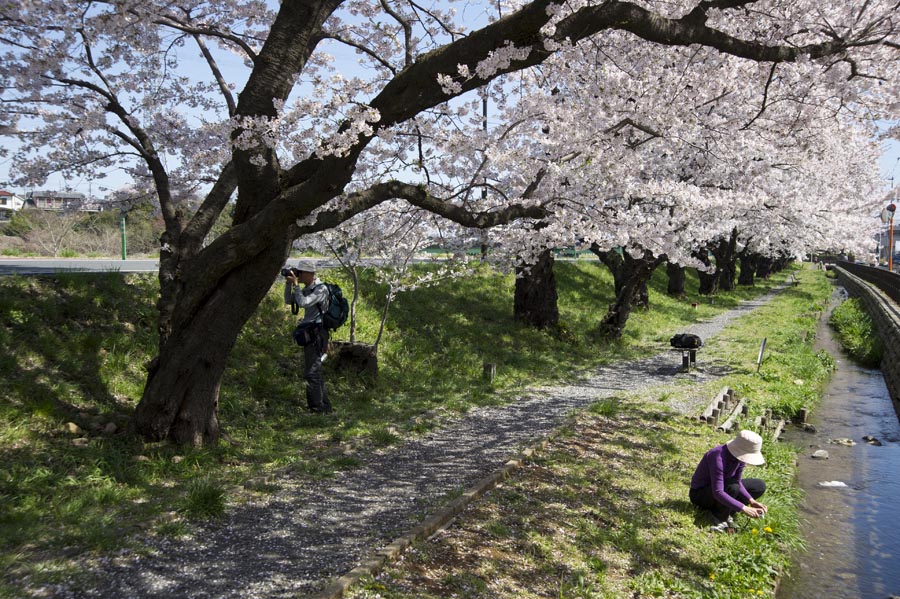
[670,333,702,349]
[318,283,350,331]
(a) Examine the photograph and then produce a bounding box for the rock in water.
[829,438,857,446]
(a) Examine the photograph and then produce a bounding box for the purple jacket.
[690,443,752,512]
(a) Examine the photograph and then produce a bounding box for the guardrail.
[835,261,900,306]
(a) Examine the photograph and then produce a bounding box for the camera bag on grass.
[669,333,703,349]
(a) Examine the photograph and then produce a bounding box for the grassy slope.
[347,266,835,599]
[0,260,811,595]
[827,296,884,367]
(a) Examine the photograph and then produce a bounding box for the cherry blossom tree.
[2,0,897,444]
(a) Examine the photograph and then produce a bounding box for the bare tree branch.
[742,61,779,129]
[154,17,259,63]
[193,35,238,115]
[379,0,413,67]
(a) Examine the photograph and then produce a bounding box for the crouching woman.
[690,429,768,529]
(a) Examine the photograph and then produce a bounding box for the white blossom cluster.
[438,43,532,95]
[0,0,897,275]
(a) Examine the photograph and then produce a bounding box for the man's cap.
[294,260,317,273]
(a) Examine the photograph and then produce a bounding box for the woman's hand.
[742,505,763,518]
[749,499,768,514]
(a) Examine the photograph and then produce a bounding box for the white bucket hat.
[294,260,317,273]
[726,429,765,465]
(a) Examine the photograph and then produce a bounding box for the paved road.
[31,284,788,599]
[0,258,159,275]
[0,256,455,276]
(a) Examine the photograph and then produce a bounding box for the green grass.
[345,265,832,599]
[179,478,227,519]
[828,297,884,367]
[348,405,807,599]
[0,260,794,594]
[700,265,835,420]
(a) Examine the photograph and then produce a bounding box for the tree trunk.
[596,250,663,338]
[756,255,774,279]
[666,261,686,296]
[694,247,719,295]
[134,240,292,445]
[514,249,559,329]
[592,246,652,310]
[773,255,791,272]
[329,341,378,377]
[712,228,739,292]
[738,251,758,286]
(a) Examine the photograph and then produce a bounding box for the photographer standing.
[284,261,332,414]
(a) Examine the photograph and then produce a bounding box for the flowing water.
[777,291,900,599]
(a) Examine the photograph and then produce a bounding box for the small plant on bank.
[178,478,226,520]
[588,397,622,417]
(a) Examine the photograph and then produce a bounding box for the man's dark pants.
[689,478,766,521]
[303,329,331,413]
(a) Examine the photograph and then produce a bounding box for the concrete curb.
[308,415,574,599]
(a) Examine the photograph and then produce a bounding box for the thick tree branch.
[180,161,238,255]
[296,180,548,236]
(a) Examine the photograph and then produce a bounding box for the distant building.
[0,190,26,220]
[24,190,102,213]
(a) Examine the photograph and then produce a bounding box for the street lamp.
[883,203,896,271]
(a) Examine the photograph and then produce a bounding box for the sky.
[882,139,900,197]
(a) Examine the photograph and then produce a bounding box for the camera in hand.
[281,267,299,278]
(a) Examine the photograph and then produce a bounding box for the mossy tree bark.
[594,247,664,338]
[514,249,559,329]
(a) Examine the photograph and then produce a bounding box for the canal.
[777,290,900,599]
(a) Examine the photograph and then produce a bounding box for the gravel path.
[40,286,784,599]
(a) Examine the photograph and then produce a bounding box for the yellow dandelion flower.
[764,526,773,533]
[751,528,758,535]
[758,591,765,595]
[709,573,716,581]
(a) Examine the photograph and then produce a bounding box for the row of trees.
[2,0,897,444]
